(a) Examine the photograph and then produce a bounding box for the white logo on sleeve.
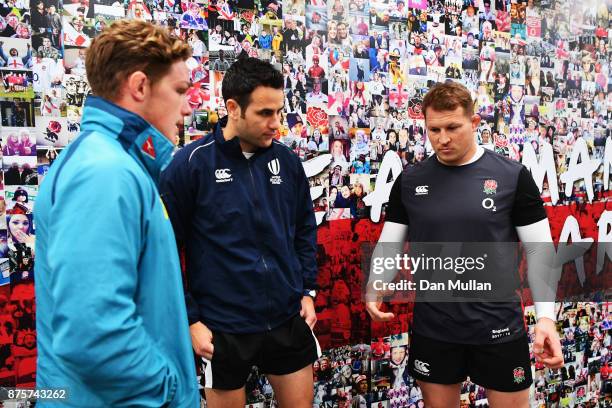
[268,159,283,185]
[415,185,429,195]
[414,359,430,376]
[215,168,233,183]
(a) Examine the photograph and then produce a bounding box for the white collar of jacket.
[80,95,175,185]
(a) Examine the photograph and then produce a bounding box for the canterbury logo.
[415,185,429,195]
[215,168,232,183]
[414,359,430,375]
[215,169,231,179]
[268,158,280,175]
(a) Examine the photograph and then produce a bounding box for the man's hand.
[365,280,395,321]
[189,321,214,360]
[533,317,564,369]
[300,296,317,329]
[365,300,395,321]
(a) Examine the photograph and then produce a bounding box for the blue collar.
[81,95,175,185]
[213,115,242,157]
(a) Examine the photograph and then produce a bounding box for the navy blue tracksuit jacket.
[160,117,318,333]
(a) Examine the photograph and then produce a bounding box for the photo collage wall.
[0,0,609,405]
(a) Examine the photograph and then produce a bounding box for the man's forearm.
[517,219,557,321]
[367,222,409,300]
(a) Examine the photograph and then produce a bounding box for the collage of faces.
[227,0,611,220]
[0,0,609,403]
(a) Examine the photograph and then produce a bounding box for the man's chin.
[260,137,274,147]
[163,130,180,145]
[436,151,460,165]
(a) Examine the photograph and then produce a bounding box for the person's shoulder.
[481,148,524,174]
[173,132,217,165]
[273,139,307,172]
[272,139,298,160]
[404,154,435,175]
[82,136,144,176]
[53,135,152,198]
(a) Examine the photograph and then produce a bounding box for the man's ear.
[125,71,148,103]
[226,99,242,120]
[471,113,481,131]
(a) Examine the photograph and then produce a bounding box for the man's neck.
[222,122,237,142]
[222,122,255,153]
[458,145,483,165]
[464,145,484,165]
[436,145,483,166]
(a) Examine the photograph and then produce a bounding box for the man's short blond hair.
[422,81,475,118]
[85,20,191,101]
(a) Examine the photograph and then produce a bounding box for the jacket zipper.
[247,161,272,330]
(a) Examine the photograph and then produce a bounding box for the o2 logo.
[482,198,496,212]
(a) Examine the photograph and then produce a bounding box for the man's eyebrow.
[256,106,285,114]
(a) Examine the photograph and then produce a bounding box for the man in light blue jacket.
[34,20,199,406]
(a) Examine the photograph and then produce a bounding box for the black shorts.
[407,331,533,392]
[201,314,321,390]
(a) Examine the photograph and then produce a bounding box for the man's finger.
[366,303,381,318]
[200,343,214,356]
[542,356,564,369]
[546,336,563,358]
[368,306,395,321]
[196,346,208,357]
[533,333,546,355]
[376,311,395,321]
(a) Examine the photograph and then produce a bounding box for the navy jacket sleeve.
[159,147,200,325]
[293,155,318,290]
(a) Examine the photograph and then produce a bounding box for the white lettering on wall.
[522,141,559,205]
[559,138,601,203]
[363,151,403,223]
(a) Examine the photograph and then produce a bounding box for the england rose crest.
[483,179,497,195]
[513,367,525,384]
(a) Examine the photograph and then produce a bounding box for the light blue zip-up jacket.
[34,96,199,407]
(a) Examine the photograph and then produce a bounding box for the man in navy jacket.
[160,56,320,407]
